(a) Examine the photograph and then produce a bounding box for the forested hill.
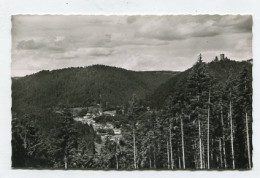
[149,59,252,108]
[11,59,253,169]
[12,65,178,111]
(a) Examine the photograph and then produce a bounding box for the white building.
[103,110,116,117]
[114,128,121,135]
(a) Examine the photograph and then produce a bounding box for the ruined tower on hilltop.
[220,54,225,60]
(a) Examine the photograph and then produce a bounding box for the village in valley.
[11,53,253,169]
[71,95,152,156]
[11,15,253,169]
[72,104,122,151]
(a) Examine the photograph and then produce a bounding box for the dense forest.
[12,65,178,111]
[11,56,253,169]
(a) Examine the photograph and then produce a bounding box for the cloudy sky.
[12,15,252,77]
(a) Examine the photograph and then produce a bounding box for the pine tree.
[52,110,79,169]
[236,66,253,168]
[185,54,212,169]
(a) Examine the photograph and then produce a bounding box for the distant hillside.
[12,65,178,111]
[148,59,252,108]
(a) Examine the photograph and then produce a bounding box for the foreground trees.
[12,57,252,169]
[12,110,97,168]
[116,56,252,169]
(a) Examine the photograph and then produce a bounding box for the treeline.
[12,109,99,168]
[11,58,252,169]
[149,58,251,108]
[12,65,177,111]
[108,57,252,169]
[92,57,252,169]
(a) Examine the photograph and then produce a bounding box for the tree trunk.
[64,155,68,169]
[194,155,197,168]
[115,154,119,169]
[149,156,152,168]
[202,141,205,169]
[153,145,156,168]
[167,140,170,169]
[207,90,211,169]
[229,91,235,169]
[20,132,27,149]
[211,139,213,167]
[169,122,174,169]
[133,128,137,169]
[178,147,181,168]
[179,155,181,169]
[219,139,223,168]
[194,141,198,168]
[221,103,227,168]
[136,145,139,169]
[198,116,203,169]
[246,112,251,168]
[180,115,186,169]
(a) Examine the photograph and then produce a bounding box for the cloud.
[11,15,252,76]
[81,48,114,57]
[17,40,44,50]
[16,38,71,52]
[127,16,137,24]
[135,15,252,41]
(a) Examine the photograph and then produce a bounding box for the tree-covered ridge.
[149,59,251,108]
[12,64,178,112]
[11,57,253,169]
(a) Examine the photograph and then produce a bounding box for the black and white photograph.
[11,15,253,170]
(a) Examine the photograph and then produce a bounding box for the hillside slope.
[12,65,178,111]
[149,60,252,108]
